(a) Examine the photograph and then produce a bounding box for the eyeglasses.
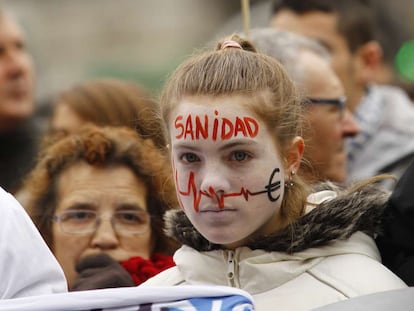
[305,96,347,117]
[53,209,151,235]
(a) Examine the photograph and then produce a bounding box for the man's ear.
[285,136,304,174]
[354,40,383,84]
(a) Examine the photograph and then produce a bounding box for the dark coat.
[376,159,414,285]
[0,119,41,193]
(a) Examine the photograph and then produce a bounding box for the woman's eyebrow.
[173,138,257,152]
[218,139,258,152]
[172,142,199,150]
[117,203,146,212]
[61,202,96,211]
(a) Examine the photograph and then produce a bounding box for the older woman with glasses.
[22,125,178,290]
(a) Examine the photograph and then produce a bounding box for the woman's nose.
[199,163,231,198]
[90,217,119,250]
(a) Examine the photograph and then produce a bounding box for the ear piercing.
[285,170,295,188]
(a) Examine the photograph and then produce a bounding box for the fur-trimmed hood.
[164,182,390,253]
[145,181,406,310]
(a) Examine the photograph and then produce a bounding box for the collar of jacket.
[164,181,390,253]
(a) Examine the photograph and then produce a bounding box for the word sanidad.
[174,110,259,141]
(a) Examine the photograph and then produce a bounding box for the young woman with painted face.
[141,35,407,310]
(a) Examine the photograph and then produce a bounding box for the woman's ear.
[285,136,304,174]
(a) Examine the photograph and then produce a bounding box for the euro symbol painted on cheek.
[265,168,281,202]
[249,167,281,202]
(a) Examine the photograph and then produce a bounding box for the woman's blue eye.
[182,153,200,163]
[232,151,248,161]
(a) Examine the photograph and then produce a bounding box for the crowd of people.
[271,0,414,189]
[1,1,414,310]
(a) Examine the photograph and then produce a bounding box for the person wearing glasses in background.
[248,28,359,184]
[21,125,179,290]
[270,0,414,189]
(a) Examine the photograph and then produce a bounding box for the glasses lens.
[54,210,151,235]
[112,210,150,235]
[56,210,97,234]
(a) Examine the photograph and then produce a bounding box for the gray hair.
[246,27,331,91]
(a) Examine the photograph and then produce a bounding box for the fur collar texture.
[164,182,390,253]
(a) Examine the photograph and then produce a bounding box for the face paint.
[174,110,259,141]
[175,168,281,211]
[169,96,286,248]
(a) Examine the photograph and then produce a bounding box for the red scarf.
[120,253,175,286]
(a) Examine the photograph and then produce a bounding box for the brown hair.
[272,0,377,53]
[24,125,178,255]
[53,78,166,150]
[160,34,310,226]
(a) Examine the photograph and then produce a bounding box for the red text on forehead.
[174,110,259,141]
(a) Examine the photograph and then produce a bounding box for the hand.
[70,253,135,291]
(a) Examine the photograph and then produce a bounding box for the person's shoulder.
[0,186,25,216]
[361,85,414,147]
[375,84,411,101]
[310,250,407,296]
[375,84,414,121]
[139,266,184,286]
[0,186,37,229]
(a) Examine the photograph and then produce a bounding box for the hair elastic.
[220,40,243,50]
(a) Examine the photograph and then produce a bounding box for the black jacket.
[0,119,41,193]
[377,159,414,285]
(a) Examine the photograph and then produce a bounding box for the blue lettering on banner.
[146,295,254,311]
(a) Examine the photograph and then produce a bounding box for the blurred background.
[0,0,274,106]
[1,0,413,107]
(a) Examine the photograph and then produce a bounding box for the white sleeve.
[0,187,68,298]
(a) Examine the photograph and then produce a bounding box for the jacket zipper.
[226,250,236,287]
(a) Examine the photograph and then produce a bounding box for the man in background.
[271,0,414,188]
[0,9,39,194]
